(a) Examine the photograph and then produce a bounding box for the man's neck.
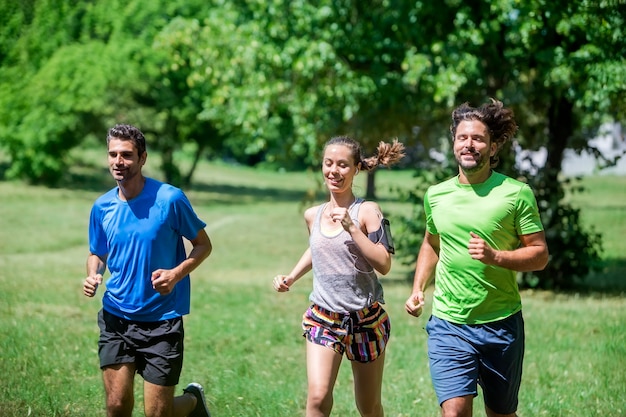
[458,168,492,185]
[118,176,146,201]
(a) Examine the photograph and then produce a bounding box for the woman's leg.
[351,350,386,417]
[305,340,344,417]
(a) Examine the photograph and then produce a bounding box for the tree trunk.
[544,96,574,184]
[182,143,205,188]
[366,169,376,200]
[161,146,179,186]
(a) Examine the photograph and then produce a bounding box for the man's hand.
[468,231,497,265]
[405,290,425,318]
[151,269,180,295]
[83,274,103,297]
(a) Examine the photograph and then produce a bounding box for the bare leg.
[143,381,197,417]
[441,395,473,417]
[102,364,136,417]
[305,341,343,417]
[173,390,198,417]
[351,350,386,417]
[485,405,517,417]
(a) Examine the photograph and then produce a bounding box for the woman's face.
[322,144,358,193]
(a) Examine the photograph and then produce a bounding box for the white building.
[516,123,626,176]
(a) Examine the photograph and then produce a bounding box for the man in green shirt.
[405,99,549,417]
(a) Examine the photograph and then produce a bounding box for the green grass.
[0,162,625,416]
[564,175,626,291]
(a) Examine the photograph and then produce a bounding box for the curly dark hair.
[106,124,146,156]
[450,98,518,168]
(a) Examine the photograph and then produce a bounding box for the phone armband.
[368,218,395,254]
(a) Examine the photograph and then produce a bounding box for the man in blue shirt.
[83,124,213,417]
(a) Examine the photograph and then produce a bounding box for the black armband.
[368,218,395,254]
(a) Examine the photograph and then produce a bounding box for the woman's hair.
[107,124,147,156]
[450,98,518,168]
[324,136,406,171]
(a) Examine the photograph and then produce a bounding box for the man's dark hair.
[450,98,518,168]
[107,124,146,156]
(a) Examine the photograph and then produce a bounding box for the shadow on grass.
[62,163,404,206]
[379,258,626,296]
[56,162,626,296]
[188,181,319,206]
[64,166,116,192]
[578,258,626,295]
[0,161,9,179]
[65,169,326,206]
[59,165,326,207]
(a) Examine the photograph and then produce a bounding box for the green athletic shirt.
[425,171,544,324]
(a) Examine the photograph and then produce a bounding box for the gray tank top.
[308,198,385,313]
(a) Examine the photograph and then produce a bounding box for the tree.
[507,1,624,288]
[0,0,219,186]
[1,0,623,288]
[0,0,116,183]
[394,0,625,289]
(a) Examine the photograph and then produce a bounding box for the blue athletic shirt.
[89,178,206,322]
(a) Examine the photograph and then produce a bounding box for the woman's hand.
[328,207,359,233]
[273,274,293,292]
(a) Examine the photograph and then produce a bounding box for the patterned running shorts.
[302,302,390,362]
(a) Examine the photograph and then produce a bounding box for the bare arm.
[405,231,440,317]
[273,206,316,292]
[468,230,549,272]
[84,253,107,297]
[273,248,313,292]
[151,228,213,295]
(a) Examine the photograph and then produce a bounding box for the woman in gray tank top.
[272,136,405,417]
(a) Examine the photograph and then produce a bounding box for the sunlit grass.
[0,162,624,416]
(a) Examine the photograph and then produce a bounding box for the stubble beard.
[456,152,488,174]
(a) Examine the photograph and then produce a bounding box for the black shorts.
[98,309,184,386]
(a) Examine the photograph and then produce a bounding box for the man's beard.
[456,153,489,174]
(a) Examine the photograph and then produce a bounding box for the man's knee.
[441,395,473,417]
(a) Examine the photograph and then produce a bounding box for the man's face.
[107,138,145,183]
[453,120,496,175]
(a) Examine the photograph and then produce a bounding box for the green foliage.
[2,41,113,184]
[2,0,624,179]
[391,165,453,269]
[0,0,624,288]
[394,160,606,290]
[521,173,604,289]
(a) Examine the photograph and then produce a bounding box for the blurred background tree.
[0,0,624,289]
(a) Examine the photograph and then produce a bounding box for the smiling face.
[322,144,359,194]
[107,138,146,184]
[453,119,497,183]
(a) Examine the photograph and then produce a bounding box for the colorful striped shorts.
[302,302,391,363]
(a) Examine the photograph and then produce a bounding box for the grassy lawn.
[0,160,624,416]
[564,175,626,291]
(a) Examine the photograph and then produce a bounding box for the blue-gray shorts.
[98,309,184,386]
[426,311,525,414]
